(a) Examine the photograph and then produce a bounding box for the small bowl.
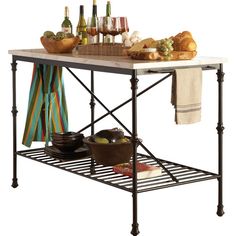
[52,139,83,152]
[41,36,80,53]
[51,132,84,152]
[52,132,83,141]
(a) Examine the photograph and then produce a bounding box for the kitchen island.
[9,48,226,235]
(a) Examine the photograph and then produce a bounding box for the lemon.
[94,137,109,144]
[116,137,129,143]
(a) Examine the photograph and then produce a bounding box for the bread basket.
[40,36,80,53]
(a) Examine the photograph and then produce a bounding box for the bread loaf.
[130,51,161,60]
[128,31,197,61]
[172,31,197,51]
[171,50,197,60]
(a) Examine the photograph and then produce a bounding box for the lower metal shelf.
[17,148,219,193]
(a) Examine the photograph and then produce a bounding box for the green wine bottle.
[76,5,88,45]
[61,6,73,34]
[106,0,111,17]
[104,1,112,43]
[88,0,99,44]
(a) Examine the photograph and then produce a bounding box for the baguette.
[130,51,196,61]
[171,50,197,60]
[130,51,161,60]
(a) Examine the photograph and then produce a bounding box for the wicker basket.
[76,43,130,56]
[83,136,133,166]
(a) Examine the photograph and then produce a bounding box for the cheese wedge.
[128,38,155,53]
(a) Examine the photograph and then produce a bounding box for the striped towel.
[22,64,68,147]
[171,68,202,124]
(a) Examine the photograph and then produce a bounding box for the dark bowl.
[52,132,83,141]
[51,132,84,152]
[83,136,133,166]
[52,138,83,152]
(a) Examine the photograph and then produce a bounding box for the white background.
[1,0,236,235]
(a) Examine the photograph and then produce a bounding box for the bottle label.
[82,38,88,45]
[62,27,72,34]
[88,35,99,44]
[77,32,88,45]
[78,32,82,41]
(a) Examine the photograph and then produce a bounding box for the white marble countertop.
[9,48,227,70]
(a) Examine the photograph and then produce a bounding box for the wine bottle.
[104,1,112,43]
[88,0,99,44]
[76,5,88,45]
[61,6,73,34]
[106,0,111,17]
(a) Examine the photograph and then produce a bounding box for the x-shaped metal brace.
[66,67,178,183]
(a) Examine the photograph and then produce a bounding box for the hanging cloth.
[171,68,202,124]
[22,64,68,147]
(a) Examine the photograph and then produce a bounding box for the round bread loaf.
[172,31,197,51]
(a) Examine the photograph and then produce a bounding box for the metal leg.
[90,70,96,174]
[130,70,140,236]
[11,57,18,188]
[216,64,224,216]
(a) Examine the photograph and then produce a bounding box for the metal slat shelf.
[17,148,219,193]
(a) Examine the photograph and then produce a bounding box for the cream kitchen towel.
[171,68,202,124]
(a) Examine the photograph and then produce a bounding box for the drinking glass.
[118,17,129,34]
[87,17,99,44]
[109,17,120,43]
[98,16,112,43]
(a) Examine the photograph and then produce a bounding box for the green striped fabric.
[22,64,68,147]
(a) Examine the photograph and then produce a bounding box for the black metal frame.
[65,67,177,182]
[11,54,225,235]
[216,64,225,216]
[11,58,18,188]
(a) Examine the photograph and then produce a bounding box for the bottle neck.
[80,5,84,17]
[92,5,97,17]
[106,1,111,17]
[65,6,69,18]
[78,5,86,27]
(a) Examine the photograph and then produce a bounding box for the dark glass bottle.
[61,6,73,34]
[76,5,88,45]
